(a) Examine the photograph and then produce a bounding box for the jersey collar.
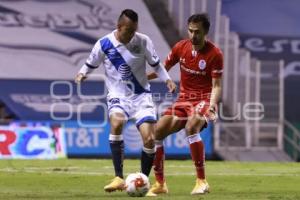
[111,30,122,47]
[111,30,136,47]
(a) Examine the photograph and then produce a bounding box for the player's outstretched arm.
[151,63,176,93]
[147,64,172,80]
[75,73,87,84]
[147,72,158,80]
[75,39,103,84]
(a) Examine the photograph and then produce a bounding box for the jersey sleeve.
[164,41,181,68]
[79,40,104,75]
[211,51,224,78]
[86,40,104,67]
[144,36,160,67]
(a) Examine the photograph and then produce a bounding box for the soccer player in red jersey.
[146,13,223,196]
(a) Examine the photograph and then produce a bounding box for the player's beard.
[191,38,201,45]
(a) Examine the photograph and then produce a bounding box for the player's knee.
[185,124,198,135]
[143,134,155,148]
[185,119,206,135]
[110,120,124,134]
[154,126,166,140]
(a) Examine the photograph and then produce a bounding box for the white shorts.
[107,93,157,127]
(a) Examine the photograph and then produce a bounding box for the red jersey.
[165,39,223,100]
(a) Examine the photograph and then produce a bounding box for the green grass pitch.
[1,159,300,200]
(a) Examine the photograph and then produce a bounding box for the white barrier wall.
[0,0,180,81]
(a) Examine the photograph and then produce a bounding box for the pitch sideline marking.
[0,168,299,177]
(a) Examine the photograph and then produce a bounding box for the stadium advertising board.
[0,122,66,159]
[0,79,106,121]
[65,121,213,157]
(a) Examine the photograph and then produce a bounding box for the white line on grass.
[0,168,299,177]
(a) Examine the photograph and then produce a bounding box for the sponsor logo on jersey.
[181,65,206,75]
[87,52,98,63]
[152,54,158,62]
[118,64,133,81]
[199,59,206,70]
[107,48,121,59]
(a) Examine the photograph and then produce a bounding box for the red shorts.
[163,99,210,120]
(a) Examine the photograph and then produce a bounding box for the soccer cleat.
[104,176,125,192]
[146,181,168,196]
[145,191,157,197]
[191,178,210,195]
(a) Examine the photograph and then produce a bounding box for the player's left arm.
[209,78,222,111]
[206,78,222,122]
[207,50,224,121]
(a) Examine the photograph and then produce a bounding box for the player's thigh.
[155,115,185,140]
[107,96,130,134]
[185,114,207,136]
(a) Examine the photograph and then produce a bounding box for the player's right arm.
[75,40,104,84]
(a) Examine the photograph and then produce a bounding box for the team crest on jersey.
[130,45,141,54]
[180,57,186,64]
[199,59,206,70]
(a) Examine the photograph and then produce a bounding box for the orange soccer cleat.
[146,181,168,197]
[191,178,210,195]
[104,176,125,192]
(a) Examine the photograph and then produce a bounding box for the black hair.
[118,9,138,23]
[188,13,210,34]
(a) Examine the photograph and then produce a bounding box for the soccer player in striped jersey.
[75,9,176,193]
[147,13,223,196]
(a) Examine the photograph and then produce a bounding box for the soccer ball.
[125,172,150,197]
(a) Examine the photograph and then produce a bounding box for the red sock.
[189,140,205,179]
[153,145,165,184]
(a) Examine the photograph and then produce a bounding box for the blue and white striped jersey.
[79,30,160,96]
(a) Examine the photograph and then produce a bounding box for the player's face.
[117,17,137,44]
[188,22,206,45]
